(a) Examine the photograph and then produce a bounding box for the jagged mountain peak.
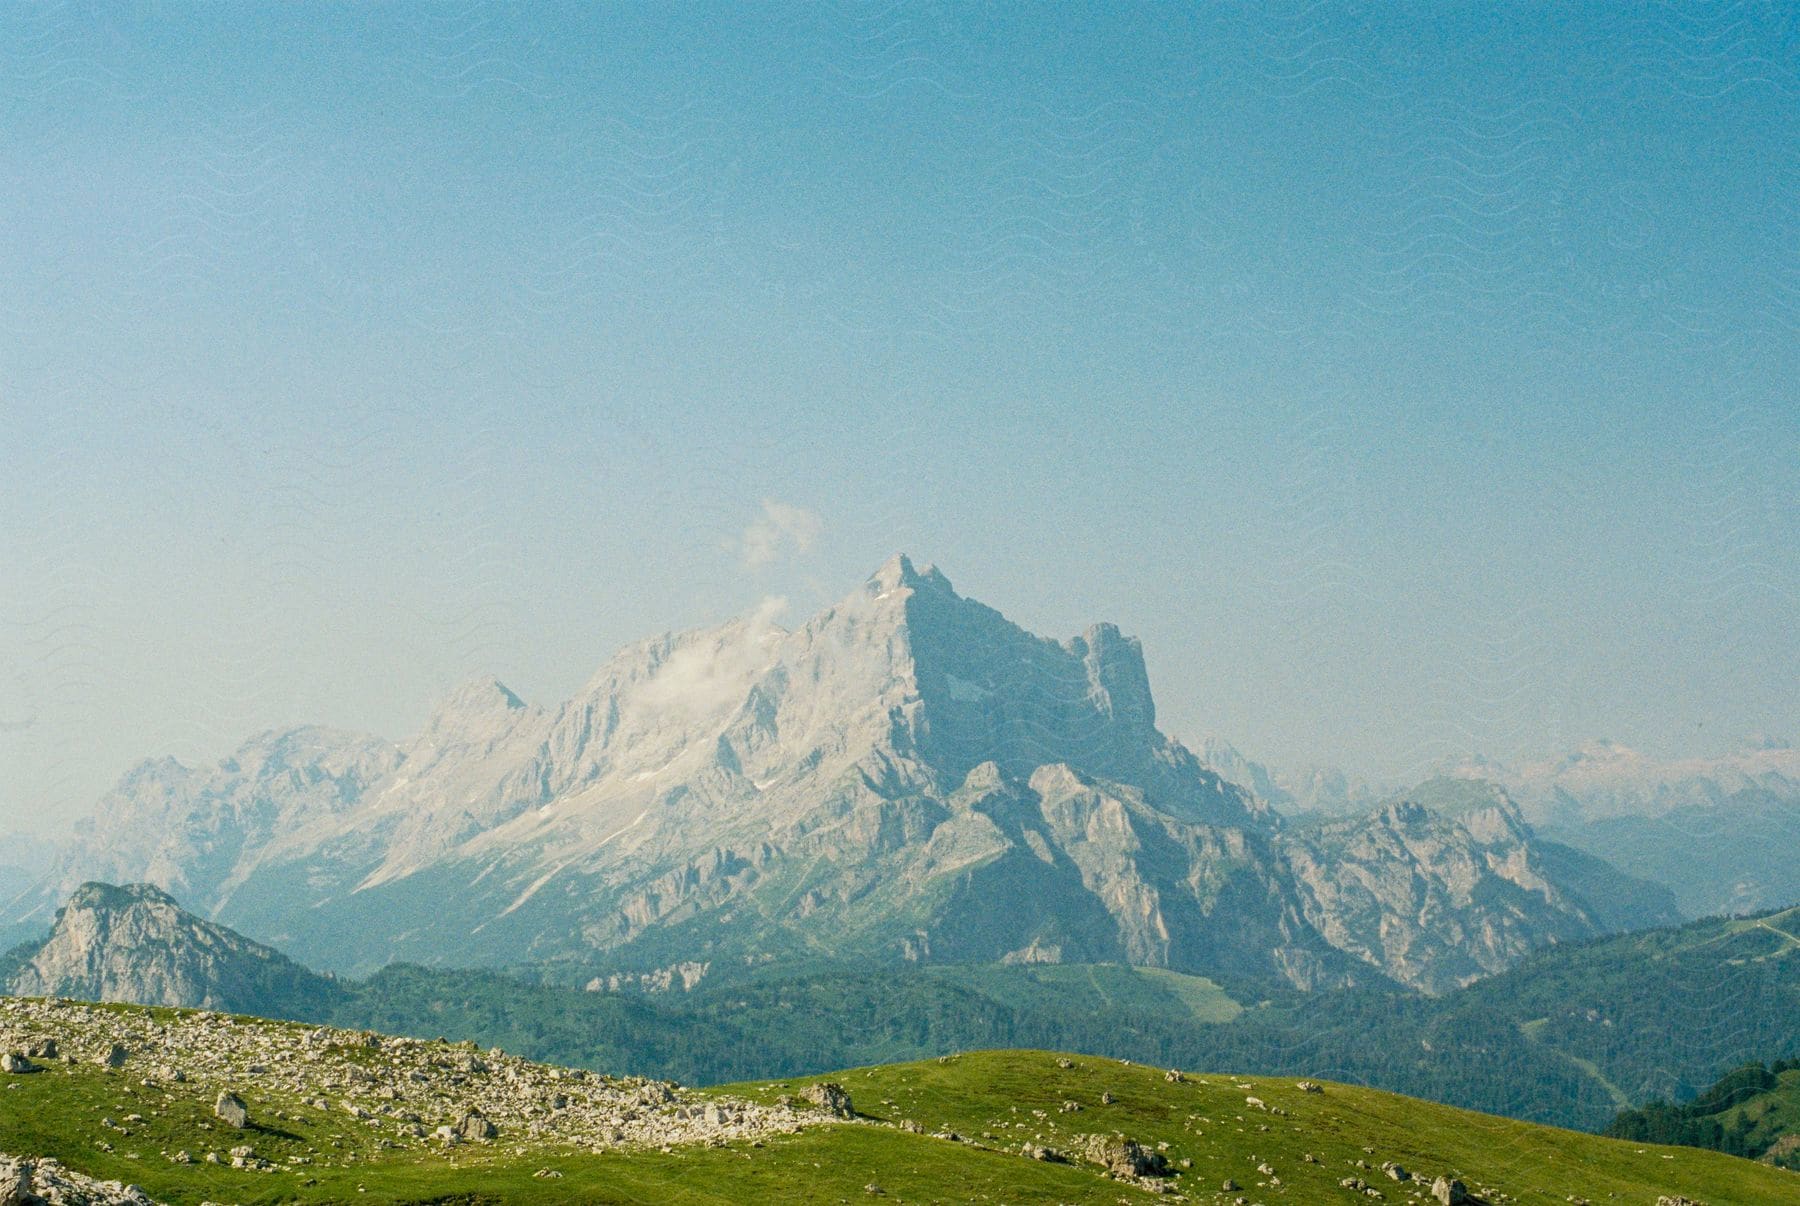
[433,676,527,715]
[1440,737,1800,826]
[13,559,1655,995]
[62,880,180,911]
[6,879,338,1014]
[1552,739,1642,772]
[415,677,537,752]
[867,552,952,595]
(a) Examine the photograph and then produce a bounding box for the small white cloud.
[633,596,789,719]
[741,499,822,568]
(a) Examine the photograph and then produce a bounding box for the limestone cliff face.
[8,559,1651,993]
[4,882,340,1014]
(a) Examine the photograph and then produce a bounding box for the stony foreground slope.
[2,997,1795,1204]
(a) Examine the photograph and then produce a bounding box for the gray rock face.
[453,1110,498,1141]
[4,882,340,1014]
[7,558,1645,992]
[1432,1175,1470,1204]
[213,1091,248,1129]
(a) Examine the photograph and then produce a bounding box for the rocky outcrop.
[801,1082,854,1118]
[213,1091,248,1128]
[0,995,804,1161]
[0,1154,158,1205]
[1433,1175,1470,1204]
[1085,1134,1170,1178]
[4,882,342,1015]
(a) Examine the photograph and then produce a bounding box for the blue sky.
[2,3,1795,831]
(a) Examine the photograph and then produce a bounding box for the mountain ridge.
[7,557,1660,994]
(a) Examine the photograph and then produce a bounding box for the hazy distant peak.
[211,726,399,780]
[867,552,953,596]
[1553,740,1642,771]
[413,678,515,733]
[1437,737,1800,826]
[1397,775,1520,814]
[439,676,526,713]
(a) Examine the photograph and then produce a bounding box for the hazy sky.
[3,3,1795,834]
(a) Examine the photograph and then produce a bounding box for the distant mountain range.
[1202,733,1800,827]
[1440,737,1800,825]
[1199,738,1379,816]
[1435,742,1800,918]
[1202,734,1800,920]
[0,557,1677,995]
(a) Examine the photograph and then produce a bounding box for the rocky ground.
[0,995,805,1190]
[0,1152,159,1205]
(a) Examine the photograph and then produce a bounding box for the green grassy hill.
[3,996,1797,1204]
[1607,1061,1800,1171]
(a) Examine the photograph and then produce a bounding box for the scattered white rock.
[0,1152,159,1204]
[0,997,807,1166]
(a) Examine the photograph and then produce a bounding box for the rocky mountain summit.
[2,883,341,1017]
[1279,779,1679,992]
[6,558,1662,993]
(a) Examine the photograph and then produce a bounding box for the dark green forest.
[1606,1060,1800,1167]
[303,905,1800,1133]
